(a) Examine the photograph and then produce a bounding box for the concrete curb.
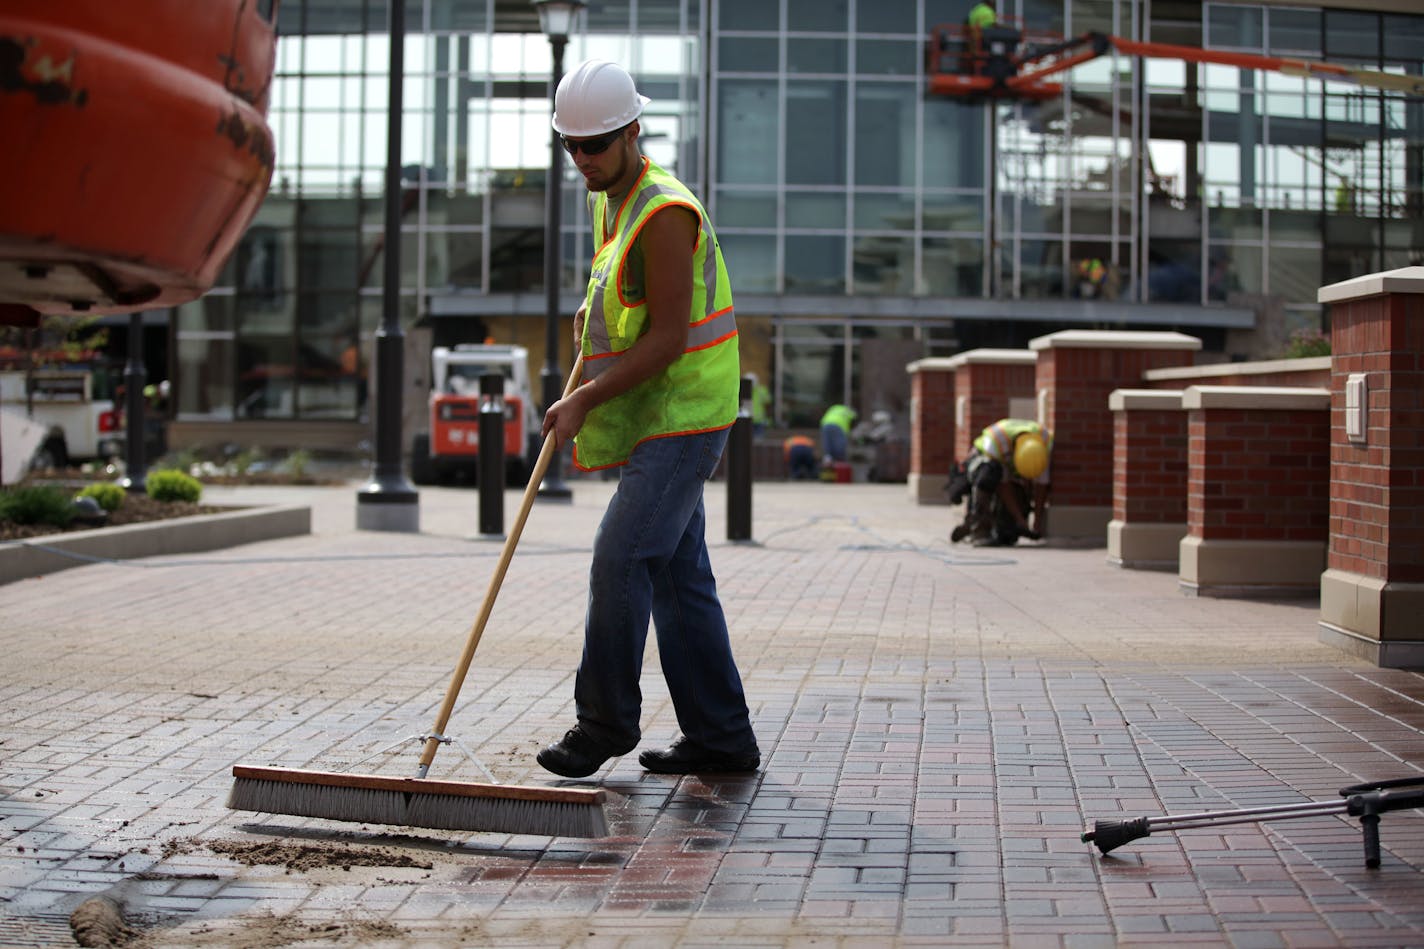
[0,504,312,585]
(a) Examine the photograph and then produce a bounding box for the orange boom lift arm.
[927,26,1424,101]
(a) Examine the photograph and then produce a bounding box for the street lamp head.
[533,0,586,41]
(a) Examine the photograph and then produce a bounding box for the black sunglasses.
[560,125,628,157]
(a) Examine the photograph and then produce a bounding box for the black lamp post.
[356,0,419,531]
[533,0,585,502]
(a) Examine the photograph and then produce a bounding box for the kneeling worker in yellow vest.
[537,60,760,780]
[950,418,1051,546]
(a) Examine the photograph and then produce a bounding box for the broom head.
[228,765,609,838]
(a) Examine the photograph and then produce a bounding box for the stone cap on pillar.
[1144,356,1330,384]
[1181,385,1329,411]
[907,357,959,374]
[1318,265,1424,304]
[1028,329,1203,352]
[944,348,1037,369]
[1109,389,1184,412]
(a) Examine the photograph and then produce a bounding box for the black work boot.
[536,726,634,778]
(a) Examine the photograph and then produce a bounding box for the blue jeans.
[574,428,758,755]
[821,423,848,462]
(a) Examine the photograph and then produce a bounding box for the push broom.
[227,356,609,838]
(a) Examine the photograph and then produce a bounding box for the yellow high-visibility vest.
[575,157,739,469]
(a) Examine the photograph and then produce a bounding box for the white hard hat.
[552,59,650,137]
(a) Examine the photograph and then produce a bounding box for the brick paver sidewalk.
[1,481,1421,947]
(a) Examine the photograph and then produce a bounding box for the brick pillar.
[1031,330,1200,540]
[1107,389,1187,570]
[1179,386,1331,597]
[1317,267,1424,668]
[945,348,1037,462]
[907,357,956,504]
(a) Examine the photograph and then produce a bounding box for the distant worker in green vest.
[538,59,759,780]
[819,403,858,465]
[967,0,997,30]
[964,1,999,72]
[749,373,772,435]
[950,418,1051,546]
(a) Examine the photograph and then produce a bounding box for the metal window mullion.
[914,0,926,301]
[845,18,856,296]
[776,12,787,294]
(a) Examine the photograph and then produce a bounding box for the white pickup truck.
[0,369,123,470]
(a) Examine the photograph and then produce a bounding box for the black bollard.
[478,373,505,537]
[119,311,147,493]
[727,376,753,541]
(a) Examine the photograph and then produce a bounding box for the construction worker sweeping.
[536,60,760,779]
[950,418,1051,547]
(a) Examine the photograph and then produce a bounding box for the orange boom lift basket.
[0,1,279,316]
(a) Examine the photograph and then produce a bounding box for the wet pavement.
[1,479,1421,947]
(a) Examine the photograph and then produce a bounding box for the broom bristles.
[227,766,609,839]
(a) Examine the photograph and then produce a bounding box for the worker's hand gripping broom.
[228,356,609,838]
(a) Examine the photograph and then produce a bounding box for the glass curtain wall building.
[172,0,1423,437]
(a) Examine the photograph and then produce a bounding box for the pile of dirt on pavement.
[163,837,434,874]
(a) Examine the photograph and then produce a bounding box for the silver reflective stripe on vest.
[581,304,736,382]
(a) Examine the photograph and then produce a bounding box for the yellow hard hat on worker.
[1013,432,1049,480]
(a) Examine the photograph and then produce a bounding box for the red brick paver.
[1,482,1421,947]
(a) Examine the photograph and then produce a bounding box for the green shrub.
[76,482,126,512]
[282,449,312,479]
[146,469,203,503]
[0,485,76,527]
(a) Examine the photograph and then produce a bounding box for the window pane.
[922,193,983,232]
[852,235,914,295]
[1269,245,1322,303]
[176,334,234,420]
[788,38,847,74]
[856,4,916,34]
[787,0,848,33]
[1323,11,1379,62]
[921,236,983,296]
[856,40,915,76]
[719,233,778,292]
[1208,4,1263,50]
[1383,14,1424,63]
[1147,240,1201,302]
[855,192,916,231]
[237,334,295,419]
[786,81,847,185]
[719,36,779,72]
[1208,244,1260,298]
[1268,8,1320,56]
[855,84,916,187]
[719,0,778,31]
[718,81,779,186]
[716,189,779,228]
[923,98,985,189]
[786,191,845,228]
[785,234,845,293]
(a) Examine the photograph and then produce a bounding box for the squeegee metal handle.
[417,353,585,775]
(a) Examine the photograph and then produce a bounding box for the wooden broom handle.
[418,353,585,773]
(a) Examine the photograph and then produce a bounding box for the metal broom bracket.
[345,732,500,785]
